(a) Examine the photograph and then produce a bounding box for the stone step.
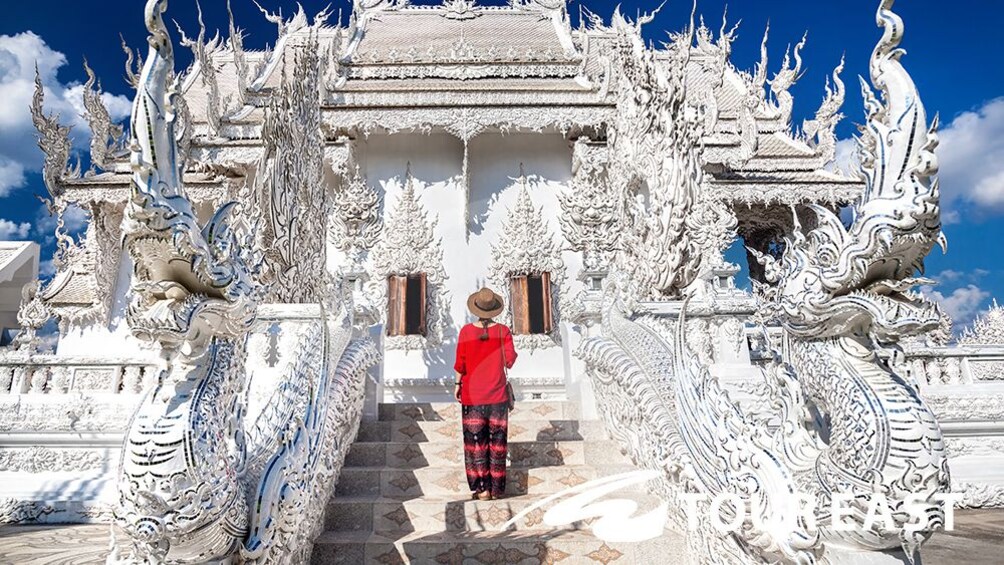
[356,419,608,444]
[377,401,579,423]
[345,440,629,469]
[326,492,663,534]
[335,465,639,498]
[311,529,688,565]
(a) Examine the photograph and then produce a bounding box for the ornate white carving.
[953,482,1004,509]
[38,202,123,331]
[802,57,846,165]
[226,0,250,113]
[559,138,619,272]
[176,1,225,137]
[81,59,126,173]
[121,36,144,90]
[330,165,383,270]
[0,394,138,432]
[258,35,329,304]
[12,282,50,353]
[324,106,614,141]
[442,0,479,20]
[579,2,953,563]
[367,169,450,351]
[0,447,106,473]
[489,170,566,350]
[961,299,1004,345]
[111,4,379,563]
[768,33,806,126]
[0,499,57,524]
[30,68,78,201]
[609,11,706,299]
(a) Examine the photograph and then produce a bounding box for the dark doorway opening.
[527,275,546,334]
[511,272,553,335]
[405,274,425,336]
[387,273,427,337]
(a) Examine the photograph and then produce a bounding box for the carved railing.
[903,345,1004,386]
[0,355,157,395]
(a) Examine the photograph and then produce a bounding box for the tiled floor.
[0,511,1001,564]
[923,509,1004,564]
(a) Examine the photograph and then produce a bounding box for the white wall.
[349,131,587,393]
[54,130,591,398]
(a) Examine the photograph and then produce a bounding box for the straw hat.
[467,287,504,319]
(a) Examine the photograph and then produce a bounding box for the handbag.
[500,327,515,412]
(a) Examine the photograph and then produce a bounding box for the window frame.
[510,272,553,336]
[387,273,428,337]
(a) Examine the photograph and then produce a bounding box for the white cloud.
[0,218,31,240]
[933,268,988,284]
[38,258,55,277]
[829,98,1004,222]
[936,97,1004,216]
[922,284,991,328]
[0,31,131,196]
[33,203,88,235]
[826,138,861,177]
[936,269,964,282]
[0,156,26,194]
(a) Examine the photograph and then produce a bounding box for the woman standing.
[453,287,517,501]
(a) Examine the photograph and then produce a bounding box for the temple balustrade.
[902,345,1004,386]
[0,355,158,396]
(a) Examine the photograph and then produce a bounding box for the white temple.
[1,0,1003,563]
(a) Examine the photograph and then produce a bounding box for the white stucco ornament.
[367,168,450,351]
[489,169,567,350]
[109,2,378,562]
[579,1,951,563]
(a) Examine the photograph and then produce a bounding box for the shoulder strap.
[498,325,508,376]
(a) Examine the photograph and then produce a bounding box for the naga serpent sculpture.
[580,1,950,563]
[110,1,378,563]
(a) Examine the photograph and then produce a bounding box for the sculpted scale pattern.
[108,3,378,563]
[578,2,953,563]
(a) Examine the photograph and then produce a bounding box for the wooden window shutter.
[387,275,406,336]
[541,271,554,334]
[416,273,428,337]
[511,276,530,335]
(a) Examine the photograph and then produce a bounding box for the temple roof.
[59,0,863,206]
[0,242,38,330]
[347,6,575,64]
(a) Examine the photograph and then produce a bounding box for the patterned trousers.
[462,402,509,497]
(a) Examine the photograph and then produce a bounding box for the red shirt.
[454,323,517,406]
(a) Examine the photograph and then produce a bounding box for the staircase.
[312,400,686,564]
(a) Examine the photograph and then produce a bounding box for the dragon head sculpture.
[122,0,255,355]
[755,1,944,343]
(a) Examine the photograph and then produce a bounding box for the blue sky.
[1,1,1002,331]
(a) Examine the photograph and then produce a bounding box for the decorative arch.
[367,169,449,350]
[488,170,566,350]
